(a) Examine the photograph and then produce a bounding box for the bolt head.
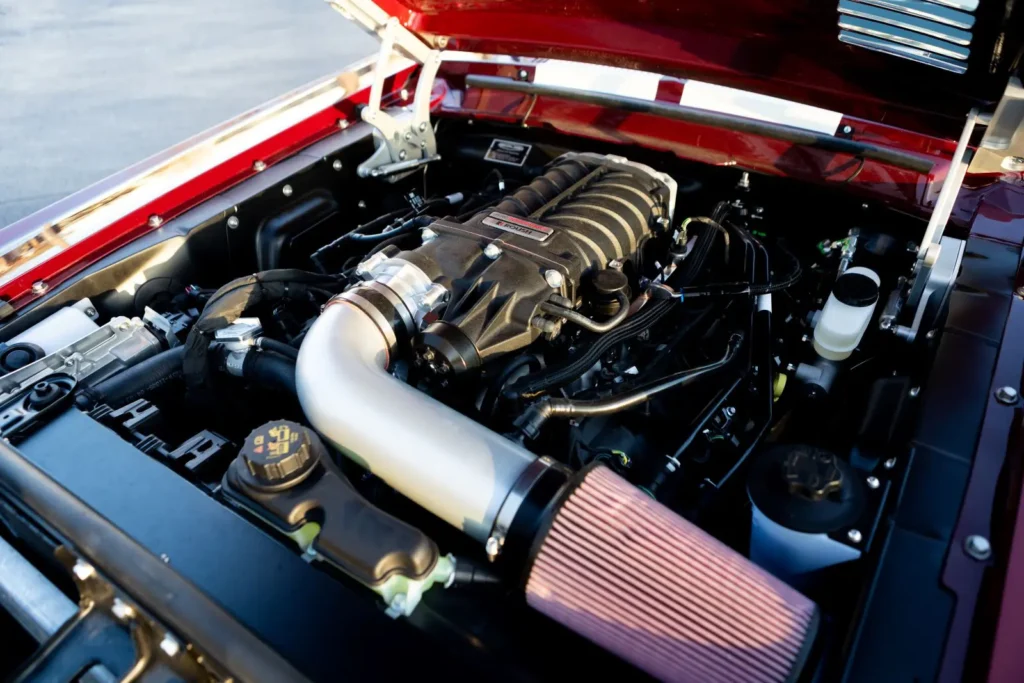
[801,334,810,343]
[418,121,428,132]
[332,159,343,171]
[485,536,500,558]
[996,386,1020,404]
[436,36,449,48]
[357,200,367,209]
[282,184,293,197]
[111,598,135,621]
[160,634,181,658]
[31,280,48,295]
[847,529,863,544]
[866,476,880,490]
[399,150,407,160]
[147,214,163,228]
[908,386,921,398]
[841,124,854,135]
[483,243,503,260]
[1001,156,1024,172]
[72,561,95,581]
[226,216,240,230]
[964,534,992,561]
[337,119,350,130]
[883,457,897,470]
[544,269,565,289]
[252,160,267,172]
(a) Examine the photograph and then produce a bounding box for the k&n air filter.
[525,465,818,683]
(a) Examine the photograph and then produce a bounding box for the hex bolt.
[841,124,854,135]
[485,536,501,559]
[908,386,921,398]
[111,598,135,621]
[883,457,897,470]
[399,150,407,160]
[964,535,992,561]
[404,132,413,142]
[160,634,181,658]
[282,184,293,197]
[252,160,267,172]
[544,269,565,289]
[723,406,737,418]
[866,476,880,490]
[518,69,529,80]
[226,216,240,230]
[847,529,863,544]
[72,560,95,581]
[31,280,49,295]
[147,214,163,228]
[332,159,343,171]
[483,243,503,260]
[418,121,428,132]
[996,386,1019,405]
[84,307,97,318]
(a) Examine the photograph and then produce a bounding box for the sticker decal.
[482,212,553,242]
[484,139,532,166]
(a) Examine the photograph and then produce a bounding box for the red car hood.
[371,0,1022,136]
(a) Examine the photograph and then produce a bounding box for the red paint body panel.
[374,0,1023,138]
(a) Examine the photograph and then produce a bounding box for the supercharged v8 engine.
[0,117,986,683]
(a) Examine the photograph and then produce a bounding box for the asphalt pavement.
[0,0,377,227]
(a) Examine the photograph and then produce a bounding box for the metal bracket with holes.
[328,1,443,181]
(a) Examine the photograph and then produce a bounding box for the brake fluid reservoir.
[813,267,880,361]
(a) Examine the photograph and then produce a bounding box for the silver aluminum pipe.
[296,298,537,543]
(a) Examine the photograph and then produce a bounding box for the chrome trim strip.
[838,30,969,73]
[922,0,978,12]
[839,16,970,58]
[838,3,972,47]
[845,0,975,29]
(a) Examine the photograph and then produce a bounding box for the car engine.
[0,123,953,682]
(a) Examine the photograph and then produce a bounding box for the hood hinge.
[883,106,984,342]
[328,1,443,181]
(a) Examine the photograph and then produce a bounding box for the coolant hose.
[77,346,186,408]
[515,333,743,439]
[296,300,538,543]
[242,349,296,395]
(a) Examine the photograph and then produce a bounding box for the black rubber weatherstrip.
[464,75,936,175]
[0,439,312,683]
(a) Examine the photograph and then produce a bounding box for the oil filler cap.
[239,420,322,489]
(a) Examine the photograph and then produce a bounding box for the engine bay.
[0,119,979,681]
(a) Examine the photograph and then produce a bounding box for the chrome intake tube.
[295,299,538,543]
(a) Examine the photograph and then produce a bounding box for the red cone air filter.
[525,466,818,683]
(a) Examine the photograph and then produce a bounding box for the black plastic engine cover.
[404,158,667,374]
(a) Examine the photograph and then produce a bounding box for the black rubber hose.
[242,349,296,395]
[509,298,675,397]
[77,346,187,408]
[515,333,743,439]
[255,337,298,360]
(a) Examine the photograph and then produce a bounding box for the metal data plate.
[0,317,161,403]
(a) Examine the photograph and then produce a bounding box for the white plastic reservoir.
[813,267,880,361]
